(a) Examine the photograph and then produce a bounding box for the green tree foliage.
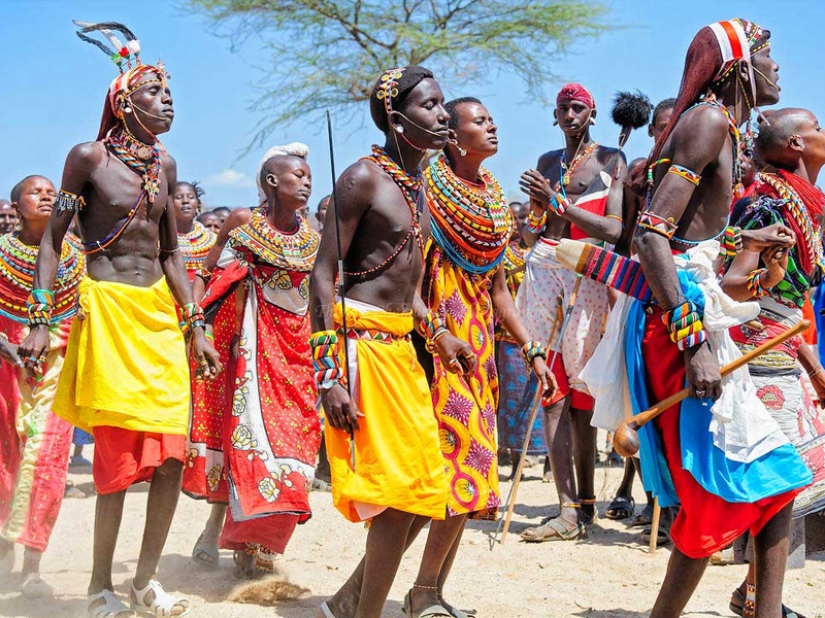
[190,0,608,148]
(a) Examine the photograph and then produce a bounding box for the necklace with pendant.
[561,141,599,186]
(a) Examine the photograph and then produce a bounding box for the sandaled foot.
[520,516,586,542]
[629,503,653,527]
[709,545,734,566]
[783,604,806,618]
[65,481,86,499]
[580,498,598,526]
[641,526,671,547]
[403,591,452,618]
[318,601,337,618]
[438,595,476,618]
[88,590,136,618]
[605,495,634,520]
[191,532,219,570]
[130,579,190,617]
[20,574,53,598]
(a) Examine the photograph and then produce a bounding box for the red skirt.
[642,312,799,559]
[93,426,186,495]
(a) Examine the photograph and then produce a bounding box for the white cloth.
[583,240,790,463]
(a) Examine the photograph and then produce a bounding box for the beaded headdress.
[74,20,170,139]
[375,68,406,116]
[709,19,769,83]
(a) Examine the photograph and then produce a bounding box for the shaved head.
[260,154,307,187]
[10,175,49,204]
[756,108,816,167]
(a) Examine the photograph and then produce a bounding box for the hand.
[320,382,364,432]
[531,356,559,402]
[191,329,223,380]
[17,325,49,379]
[435,333,477,375]
[741,223,795,252]
[0,336,22,368]
[761,244,788,288]
[808,369,825,409]
[684,342,722,401]
[518,169,557,206]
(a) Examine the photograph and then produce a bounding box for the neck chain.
[367,145,424,253]
[561,141,599,186]
[105,128,164,203]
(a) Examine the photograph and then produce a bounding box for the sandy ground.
[0,457,822,618]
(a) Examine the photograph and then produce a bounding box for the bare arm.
[192,208,252,301]
[560,155,627,244]
[633,107,729,400]
[720,249,762,301]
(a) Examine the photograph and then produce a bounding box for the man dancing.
[310,66,469,618]
[631,19,810,618]
[19,22,220,617]
[517,83,626,541]
[0,175,84,597]
[722,107,825,617]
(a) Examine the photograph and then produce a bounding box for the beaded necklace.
[345,145,424,279]
[178,221,216,274]
[426,154,512,274]
[561,141,599,186]
[228,210,319,273]
[759,171,825,276]
[105,129,164,203]
[0,234,85,324]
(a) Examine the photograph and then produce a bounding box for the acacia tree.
[190,0,608,148]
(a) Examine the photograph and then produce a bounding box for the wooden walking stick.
[495,275,584,546]
[648,498,661,555]
[613,319,810,458]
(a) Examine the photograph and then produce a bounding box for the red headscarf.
[556,83,595,110]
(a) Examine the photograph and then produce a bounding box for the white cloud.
[207,169,254,188]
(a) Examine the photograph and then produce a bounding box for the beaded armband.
[637,211,678,240]
[662,300,707,351]
[310,330,344,389]
[420,311,445,341]
[746,268,768,299]
[667,164,701,186]
[720,226,743,258]
[179,302,206,336]
[521,340,547,369]
[26,289,55,327]
[548,194,570,216]
[55,190,86,214]
[526,210,547,234]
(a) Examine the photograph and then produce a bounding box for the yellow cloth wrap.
[326,301,447,522]
[53,277,189,435]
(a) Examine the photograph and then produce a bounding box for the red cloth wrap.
[642,311,800,559]
[556,83,595,109]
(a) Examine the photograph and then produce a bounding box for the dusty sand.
[0,458,822,618]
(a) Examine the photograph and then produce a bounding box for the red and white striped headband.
[709,20,752,81]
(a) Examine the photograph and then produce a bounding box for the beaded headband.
[374,67,406,116]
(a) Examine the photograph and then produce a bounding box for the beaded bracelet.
[204,331,215,343]
[521,340,547,369]
[746,268,768,299]
[310,330,344,389]
[525,210,547,234]
[548,194,570,216]
[637,211,678,240]
[26,288,55,327]
[195,267,213,284]
[662,300,707,351]
[419,311,445,341]
[660,300,698,326]
[179,302,206,335]
[677,330,707,351]
[720,226,743,258]
[55,189,86,214]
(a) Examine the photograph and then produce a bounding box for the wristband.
[179,302,206,336]
[310,330,344,389]
[521,340,547,369]
[419,311,445,341]
[526,210,547,234]
[26,288,55,327]
[720,226,743,258]
[746,268,768,299]
[548,194,570,216]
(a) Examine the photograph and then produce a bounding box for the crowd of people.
[1,14,824,618]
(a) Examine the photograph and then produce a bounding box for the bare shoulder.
[65,141,107,169]
[671,104,730,152]
[537,149,562,170]
[338,159,380,192]
[217,208,253,242]
[161,152,177,174]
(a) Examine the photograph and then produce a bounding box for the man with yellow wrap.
[18,22,221,618]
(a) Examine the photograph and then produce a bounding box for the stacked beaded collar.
[345,145,424,279]
[228,209,319,272]
[179,221,216,273]
[425,154,512,274]
[105,127,165,203]
[0,234,85,324]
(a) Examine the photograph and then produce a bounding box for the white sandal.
[87,590,135,618]
[20,573,54,598]
[130,579,190,617]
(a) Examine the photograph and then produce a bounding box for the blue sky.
[1,0,823,209]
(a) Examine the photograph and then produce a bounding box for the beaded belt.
[340,327,411,342]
